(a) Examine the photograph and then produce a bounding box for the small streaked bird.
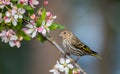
[59,30,102,61]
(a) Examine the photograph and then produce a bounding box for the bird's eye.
[63,32,66,34]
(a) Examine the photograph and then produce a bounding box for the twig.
[46,36,87,74]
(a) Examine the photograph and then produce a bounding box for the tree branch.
[46,36,87,74]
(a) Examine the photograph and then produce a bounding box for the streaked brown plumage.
[59,30,101,58]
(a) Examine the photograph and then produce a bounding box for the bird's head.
[59,31,73,39]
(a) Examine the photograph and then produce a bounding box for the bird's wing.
[72,37,98,54]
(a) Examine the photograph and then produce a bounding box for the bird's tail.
[92,54,103,59]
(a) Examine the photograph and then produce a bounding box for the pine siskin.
[59,30,102,60]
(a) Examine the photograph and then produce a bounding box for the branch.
[46,36,87,74]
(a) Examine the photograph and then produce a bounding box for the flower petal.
[18,14,23,18]
[31,30,37,38]
[15,41,21,48]
[42,20,45,26]
[49,69,60,74]
[60,58,65,64]
[14,14,19,19]
[33,0,39,5]
[64,67,69,74]
[9,41,15,47]
[26,29,34,34]
[10,35,18,41]
[67,64,74,69]
[26,24,34,28]
[18,8,25,14]
[5,18,11,23]
[58,65,64,72]
[46,20,53,26]
[0,5,5,8]
[42,29,46,35]
[66,59,70,64]
[12,19,18,26]
[2,37,9,43]
[52,16,57,19]
[5,11,11,17]
[49,69,55,72]
[11,9,17,15]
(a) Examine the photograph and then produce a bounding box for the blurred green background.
[0,0,120,74]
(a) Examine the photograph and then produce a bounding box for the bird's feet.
[74,57,80,63]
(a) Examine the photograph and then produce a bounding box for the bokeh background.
[0,0,120,74]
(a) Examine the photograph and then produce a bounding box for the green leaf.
[20,31,31,40]
[41,8,46,20]
[28,10,34,14]
[24,16,30,21]
[36,8,46,27]
[11,0,18,2]
[37,34,46,42]
[23,5,34,14]
[23,5,34,11]
[0,25,3,31]
[17,4,23,8]
[36,17,43,27]
[10,19,23,31]
[49,23,65,30]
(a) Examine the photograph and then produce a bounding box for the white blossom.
[0,29,21,48]
[50,58,74,74]
[18,0,28,5]
[49,63,60,74]
[4,5,25,26]
[37,20,53,36]
[0,0,10,8]
[18,8,26,18]
[59,58,74,74]
[24,21,37,38]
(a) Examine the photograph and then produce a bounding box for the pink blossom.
[23,20,37,38]
[30,14,37,20]
[46,12,51,17]
[4,6,25,26]
[0,29,22,48]
[18,0,28,5]
[37,20,53,36]
[72,69,81,74]
[44,0,48,5]
[37,26,46,36]
[37,27,43,33]
[29,0,39,8]
[37,9,42,15]
[0,0,11,8]
[9,40,21,48]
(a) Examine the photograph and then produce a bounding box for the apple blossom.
[29,0,39,8]
[0,0,11,8]
[4,6,25,26]
[18,0,28,5]
[37,20,52,36]
[50,58,74,74]
[0,29,22,48]
[23,20,37,38]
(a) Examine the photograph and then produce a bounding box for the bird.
[59,30,102,61]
